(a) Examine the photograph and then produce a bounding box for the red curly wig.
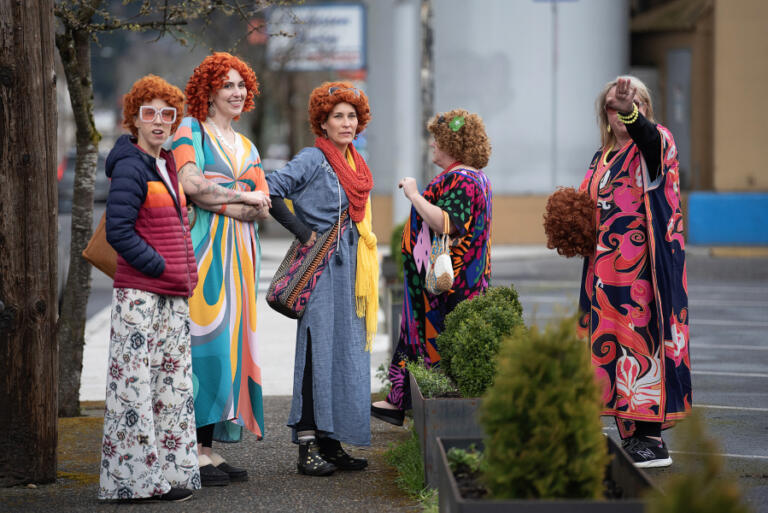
[122,74,185,137]
[543,187,596,258]
[308,81,371,137]
[427,109,491,169]
[184,52,260,122]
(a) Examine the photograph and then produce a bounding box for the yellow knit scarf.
[346,150,379,351]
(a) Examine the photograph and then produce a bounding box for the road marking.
[694,344,768,351]
[694,319,768,328]
[695,404,768,412]
[669,451,768,461]
[693,370,768,378]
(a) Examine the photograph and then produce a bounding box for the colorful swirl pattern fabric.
[171,117,268,439]
[578,125,691,437]
[386,165,492,409]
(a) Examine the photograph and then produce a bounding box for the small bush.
[407,357,458,398]
[437,286,524,397]
[446,445,484,475]
[480,316,608,499]
[646,411,751,513]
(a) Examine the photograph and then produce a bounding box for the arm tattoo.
[179,162,244,204]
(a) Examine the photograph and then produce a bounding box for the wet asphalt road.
[491,248,768,512]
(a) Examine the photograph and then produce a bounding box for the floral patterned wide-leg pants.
[98,288,200,500]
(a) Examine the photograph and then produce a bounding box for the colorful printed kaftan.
[386,164,492,409]
[171,117,267,439]
[578,125,692,437]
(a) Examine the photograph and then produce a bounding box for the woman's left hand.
[606,77,637,114]
[398,177,419,201]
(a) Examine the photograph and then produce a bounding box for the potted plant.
[435,316,655,512]
[409,285,524,487]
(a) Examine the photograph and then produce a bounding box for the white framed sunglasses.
[328,86,361,97]
[138,105,177,124]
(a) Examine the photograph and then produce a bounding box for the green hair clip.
[449,115,465,132]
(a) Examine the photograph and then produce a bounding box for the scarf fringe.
[355,200,379,352]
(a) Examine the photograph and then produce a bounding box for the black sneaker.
[623,436,673,468]
[370,404,405,426]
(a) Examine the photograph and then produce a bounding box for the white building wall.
[365,0,629,224]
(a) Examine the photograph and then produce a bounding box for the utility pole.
[419,0,434,188]
[0,0,59,485]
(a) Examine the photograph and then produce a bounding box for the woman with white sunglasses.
[99,75,199,502]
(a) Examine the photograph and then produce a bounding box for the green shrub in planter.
[407,357,458,398]
[436,285,524,398]
[646,411,751,513]
[479,316,608,499]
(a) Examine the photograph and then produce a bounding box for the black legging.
[295,329,316,432]
[634,421,662,438]
[197,424,214,448]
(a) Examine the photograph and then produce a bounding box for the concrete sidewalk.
[0,399,417,513]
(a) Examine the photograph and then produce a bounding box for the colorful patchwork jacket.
[105,134,198,297]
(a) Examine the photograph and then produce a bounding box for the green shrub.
[479,316,608,499]
[446,445,484,475]
[407,357,458,398]
[436,286,524,397]
[646,411,751,513]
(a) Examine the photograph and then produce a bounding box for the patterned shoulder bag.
[266,164,348,319]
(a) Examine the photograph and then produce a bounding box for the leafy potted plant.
[435,316,655,512]
[409,285,524,487]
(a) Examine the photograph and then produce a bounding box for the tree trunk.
[55,25,99,418]
[0,0,59,485]
[419,0,434,187]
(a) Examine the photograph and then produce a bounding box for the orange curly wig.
[308,81,371,137]
[184,52,260,122]
[427,109,491,169]
[543,187,596,258]
[122,74,185,137]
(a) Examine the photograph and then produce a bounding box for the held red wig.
[122,74,185,137]
[308,81,371,137]
[543,187,596,258]
[185,52,260,122]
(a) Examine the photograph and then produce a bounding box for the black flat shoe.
[318,437,368,471]
[216,461,248,482]
[133,487,193,502]
[200,463,230,486]
[370,404,405,426]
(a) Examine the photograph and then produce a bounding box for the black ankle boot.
[318,437,368,471]
[297,440,336,476]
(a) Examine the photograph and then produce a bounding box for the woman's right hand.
[243,190,272,209]
[302,231,317,247]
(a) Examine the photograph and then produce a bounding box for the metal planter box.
[437,437,654,513]
[410,373,484,488]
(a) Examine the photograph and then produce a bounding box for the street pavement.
[490,246,768,512]
[3,237,767,511]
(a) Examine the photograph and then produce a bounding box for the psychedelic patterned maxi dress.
[386,164,492,409]
[578,125,692,438]
[172,117,267,439]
